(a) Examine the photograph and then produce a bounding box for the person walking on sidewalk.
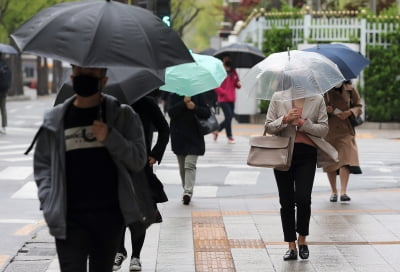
[113,93,169,271]
[30,65,154,272]
[0,53,11,134]
[265,94,338,261]
[213,55,241,144]
[168,93,210,205]
[323,80,363,202]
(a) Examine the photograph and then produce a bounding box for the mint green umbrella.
[160,52,227,96]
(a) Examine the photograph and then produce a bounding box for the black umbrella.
[213,42,265,68]
[0,44,18,54]
[198,48,217,56]
[54,67,165,106]
[11,0,193,69]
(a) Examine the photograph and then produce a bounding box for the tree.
[178,0,224,51]
[0,0,73,96]
[171,0,203,37]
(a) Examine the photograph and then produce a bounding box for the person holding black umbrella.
[30,65,156,272]
[213,55,241,144]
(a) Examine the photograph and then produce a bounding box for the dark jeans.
[273,143,317,242]
[218,102,234,138]
[118,226,146,258]
[55,210,124,272]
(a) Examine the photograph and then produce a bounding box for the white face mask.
[335,82,343,88]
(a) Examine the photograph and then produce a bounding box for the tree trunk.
[51,60,63,94]
[9,54,23,96]
[36,56,49,96]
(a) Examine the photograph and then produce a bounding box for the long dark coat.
[132,96,169,203]
[167,93,210,156]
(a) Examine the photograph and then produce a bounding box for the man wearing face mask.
[28,65,151,272]
[213,55,241,144]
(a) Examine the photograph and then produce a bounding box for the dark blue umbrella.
[302,44,370,80]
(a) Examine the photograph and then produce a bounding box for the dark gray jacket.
[32,94,148,239]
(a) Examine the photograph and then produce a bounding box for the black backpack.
[0,60,11,93]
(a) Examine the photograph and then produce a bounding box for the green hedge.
[259,26,294,113]
[364,28,400,122]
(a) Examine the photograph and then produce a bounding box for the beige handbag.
[247,128,291,168]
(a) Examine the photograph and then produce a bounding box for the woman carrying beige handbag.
[265,93,338,261]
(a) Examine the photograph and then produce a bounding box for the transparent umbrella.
[242,50,345,101]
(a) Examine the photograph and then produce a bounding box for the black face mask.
[72,75,102,97]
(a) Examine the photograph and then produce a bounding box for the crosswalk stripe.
[0,219,38,224]
[224,171,259,185]
[0,150,28,156]
[314,172,330,187]
[0,167,32,180]
[194,186,218,197]
[11,181,37,199]
[3,157,32,162]
[0,144,30,150]
[153,169,180,184]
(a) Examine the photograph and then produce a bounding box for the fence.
[235,9,400,56]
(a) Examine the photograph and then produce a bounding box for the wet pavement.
[5,189,400,272]
[2,95,400,272]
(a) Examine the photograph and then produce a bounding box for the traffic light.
[156,0,171,27]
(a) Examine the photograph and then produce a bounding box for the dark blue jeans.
[274,143,317,242]
[218,102,234,138]
[55,210,124,272]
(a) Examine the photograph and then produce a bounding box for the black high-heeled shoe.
[299,245,309,259]
[283,249,298,261]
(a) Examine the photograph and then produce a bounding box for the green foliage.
[172,0,223,51]
[259,100,269,113]
[0,0,76,43]
[364,28,400,122]
[262,25,294,57]
[257,26,294,112]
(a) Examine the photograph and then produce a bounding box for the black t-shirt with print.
[64,103,119,214]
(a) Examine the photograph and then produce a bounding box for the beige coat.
[265,93,338,171]
[322,87,362,172]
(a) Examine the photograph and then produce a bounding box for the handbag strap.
[263,126,267,136]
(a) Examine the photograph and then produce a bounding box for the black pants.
[55,210,124,272]
[274,143,317,242]
[118,226,146,258]
[218,102,234,138]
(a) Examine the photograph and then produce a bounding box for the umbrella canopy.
[159,52,227,96]
[242,50,345,101]
[54,67,165,106]
[302,44,370,80]
[198,48,217,56]
[0,44,18,54]
[10,0,193,69]
[213,43,265,68]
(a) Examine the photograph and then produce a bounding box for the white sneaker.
[112,252,126,271]
[0,127,5,134]
[129,257,142,271]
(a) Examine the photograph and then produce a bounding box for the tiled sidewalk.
[41,189,400,272]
